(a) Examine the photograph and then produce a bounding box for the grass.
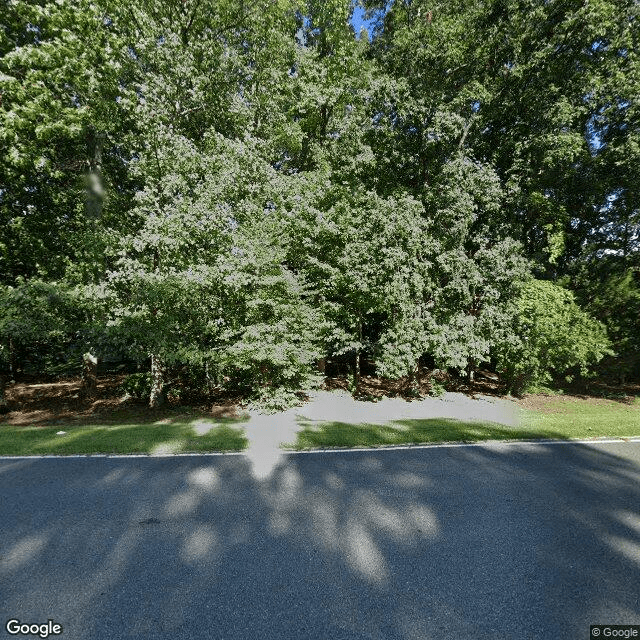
[282,418,550,450]
[283,396,640,451]
[522,395,640,439]
[1,396,637,456]
[0,418,247,456]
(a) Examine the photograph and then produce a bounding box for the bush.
[0,280,88,378]
[495,279,613,395]
[574,267,640,382]
[220,286,325,411]
[120,373,152,401]
[428,379,447,397]
[246,387,306,413]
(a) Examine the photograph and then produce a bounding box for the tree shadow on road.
[1,440,639,639]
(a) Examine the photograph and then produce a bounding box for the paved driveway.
[1,441,639,639]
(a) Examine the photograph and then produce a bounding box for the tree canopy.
[1,0,637,406]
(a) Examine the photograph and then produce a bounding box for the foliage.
[572,265,640,381]
[245,387,306,414]
[0,279,83,375]
[119,372,153,401]
[495,280,613,395]
[1,0,638,407]
[428,379,446,398]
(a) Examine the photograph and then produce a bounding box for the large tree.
[2,0,636,404]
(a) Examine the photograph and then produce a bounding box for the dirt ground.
[1,372,638,427]
[515,387,640,412]
[0,376,243,426]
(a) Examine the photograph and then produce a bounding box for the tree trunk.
[354,317,363,388]
[317,358,326,374]
[467,359,476,384]
[205,361,212,392]
[149,354,166,409]
[8,338,14,379]
[0,374,9,414]
[85,127,105,219]
[408,360,420,395]
[80,352,98,399]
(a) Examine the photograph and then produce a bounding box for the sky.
[351,5,376,40]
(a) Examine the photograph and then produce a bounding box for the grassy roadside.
[282,396,640,451]
[0,395,637,456]
[521,395,640,438]
[281,417,548,450]
[0,418,247,456]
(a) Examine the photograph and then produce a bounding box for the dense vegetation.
[1,0,638,408]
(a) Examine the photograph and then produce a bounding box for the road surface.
[1,440,639,639]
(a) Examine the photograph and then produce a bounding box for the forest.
[0,0,638,411]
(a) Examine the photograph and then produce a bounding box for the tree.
[1,0,637,408]
[494,279,613,395]
[285,182,432,382]
[570,261,640,383]
[0,278,90,376]
[0,0,138,285]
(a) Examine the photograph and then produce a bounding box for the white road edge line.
[1,437,640,460]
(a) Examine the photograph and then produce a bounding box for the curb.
[1,437,640,459]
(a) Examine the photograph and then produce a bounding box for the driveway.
[1,441,639,639]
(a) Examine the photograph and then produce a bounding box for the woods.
[1,0,638,409]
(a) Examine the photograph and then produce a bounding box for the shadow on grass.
[284,417,564,450]
[0,419,248,456]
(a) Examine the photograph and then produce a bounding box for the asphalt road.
[1,441,640,640]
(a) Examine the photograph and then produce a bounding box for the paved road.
[1,441,640,640]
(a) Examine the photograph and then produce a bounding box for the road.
[1,441,640,639]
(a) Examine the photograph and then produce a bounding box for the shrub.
[246,387,307,413]
[120,373,153,401]
[428,379,447,397]
[495,279,613,395]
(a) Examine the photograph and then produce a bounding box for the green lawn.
[283,396,640,450]
[522,395,640,438]
[1,396,637,456]
[281,418,548,450]
[0,418,247,456]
